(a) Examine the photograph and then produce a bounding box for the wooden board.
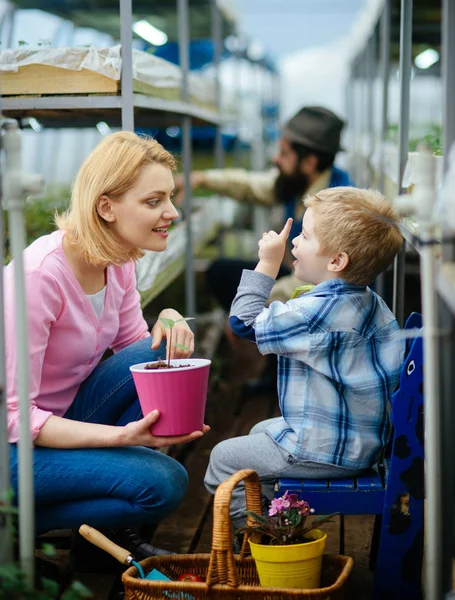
[0,64,211,110]
[0,64,118,95]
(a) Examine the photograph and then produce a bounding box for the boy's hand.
[255,218,293,279]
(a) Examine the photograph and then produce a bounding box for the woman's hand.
[151,308,195,359]
[35,413,209,449]
[120,410,210,448]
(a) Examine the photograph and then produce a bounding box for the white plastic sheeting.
[279,0,384,120]
[370,142,444,188]
[0,46,216,106]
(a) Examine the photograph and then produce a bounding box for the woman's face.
[107,162,179,252]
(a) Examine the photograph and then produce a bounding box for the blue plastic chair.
[276,313,424,599]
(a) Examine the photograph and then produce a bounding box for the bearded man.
[174,106,353,393]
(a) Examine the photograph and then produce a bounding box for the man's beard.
[273,168,310,204]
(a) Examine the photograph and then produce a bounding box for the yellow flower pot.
[249,529,327,589]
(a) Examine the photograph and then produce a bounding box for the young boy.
[204,186,405,529]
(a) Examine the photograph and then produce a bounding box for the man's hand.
[120,410,210,448]
[173,171,206,206]
[255,218,293,279]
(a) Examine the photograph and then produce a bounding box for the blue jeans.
[9,338,189,534]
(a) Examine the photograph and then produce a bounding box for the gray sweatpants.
[204,418,365,531]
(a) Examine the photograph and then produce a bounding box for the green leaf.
[288,511,302,527]
[40,576,60,596]
[246,510,270,526]
[41,543,56,557]
[174,343,189,351]
[158,317,175,329]
[63,581,93,599]
[312,512,338,525]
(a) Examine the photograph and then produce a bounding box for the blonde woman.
[5,132,209,559]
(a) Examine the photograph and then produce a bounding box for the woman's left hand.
[151,309,194,360]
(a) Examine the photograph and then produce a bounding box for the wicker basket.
[122,469,354,599]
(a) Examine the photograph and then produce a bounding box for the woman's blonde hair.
[55,131,176,266]
[305,186,403,286]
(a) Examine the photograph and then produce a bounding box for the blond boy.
[204,186,406,528]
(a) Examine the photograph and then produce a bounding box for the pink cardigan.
[5,230,150,443]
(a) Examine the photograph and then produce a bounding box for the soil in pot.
[144,361,191,370]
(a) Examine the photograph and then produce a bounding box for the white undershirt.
[86,286,106,320]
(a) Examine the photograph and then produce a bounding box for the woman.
[5,131,209,557]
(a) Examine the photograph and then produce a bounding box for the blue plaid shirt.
[230,272,405,469]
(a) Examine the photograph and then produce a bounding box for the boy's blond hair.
[305,186,402,286]
[56,131,176,266]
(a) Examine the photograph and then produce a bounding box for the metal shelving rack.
[348,1,455,598]
[0,0,232,584]
[1,0,229,317]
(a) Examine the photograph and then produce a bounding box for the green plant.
[0,490,92,599]
[4,188,70,264]
[237,491,336,546]
[386,123,442,155]
[0,564,92,600]
[158,316,194,368]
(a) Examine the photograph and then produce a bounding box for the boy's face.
[291,208,333,284]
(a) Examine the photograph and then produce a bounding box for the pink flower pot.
[130,359,211,436]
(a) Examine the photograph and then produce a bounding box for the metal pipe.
[0,133,13,565]
[366,34,376,187]
[376,0,391,300]
[421,233,443,600]
[437,236,455,595]
[211,0,224,170]
[120,0,134,131]
[178,0,195,318]
[443,0,455,173]
[440,1,455,593]
[396,0,412,194]
[379,0,391,195]
[2,120,43,585]
[392,0,413,327]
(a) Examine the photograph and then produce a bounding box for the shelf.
[399,220,443,255]
[0,94,220,127]
[437,263,455,314]
[399,220,422,248]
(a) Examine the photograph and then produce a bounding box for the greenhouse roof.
[10,0,237,41]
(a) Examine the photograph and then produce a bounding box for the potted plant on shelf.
[238,491,337,590]
[129,316,211,436]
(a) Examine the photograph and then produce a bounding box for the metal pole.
[379,0,391,194]
[211,0,224,170]
[375,0,391,300]
[349,56,360,185]
[442,0,455,173]
[392,0,412,326]
[234,43,244,168]
[1,120,43,585]
[421,233,443,600]
[0,5,16,49]
[440,2,455,594]
[0,129,13,565]
[366,34,376,187]
[120,0,134,131]
[178,0,195,318]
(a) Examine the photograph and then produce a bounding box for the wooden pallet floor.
[64,335,374,599]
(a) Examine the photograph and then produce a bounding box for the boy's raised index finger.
[279,218,293,239]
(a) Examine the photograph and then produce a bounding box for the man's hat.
[282,106,345,155]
